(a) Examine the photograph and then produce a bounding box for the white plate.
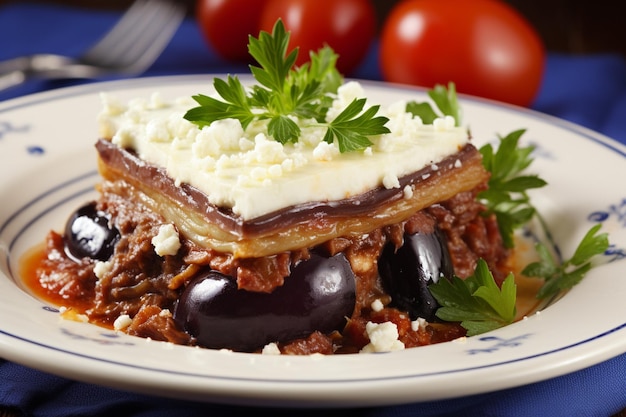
[1,75,625,407]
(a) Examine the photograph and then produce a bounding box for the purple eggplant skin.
[63,201,120,262]
[173,252,357,352]
[378,228,454,322]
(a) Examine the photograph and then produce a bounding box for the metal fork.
[0,0,186,92]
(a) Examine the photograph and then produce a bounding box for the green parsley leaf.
[183,19,388,153]
[297,46,343,103]
[268,115,300,144]
[522,224,609,299]
[247,19,294,93]
[324,98,390,153]
[405,101,438,124]
[429,259,517,336]
[478,129,547,248]
[184,76,256,129]
[406,82,460,126]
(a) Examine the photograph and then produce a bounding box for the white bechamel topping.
[98,82,468,221]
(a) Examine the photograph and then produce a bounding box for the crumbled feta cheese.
[114,314,132,330]
[97,93,125,138]
[250,166,268,181]
[151,223,181,256]
[360,321,405,353]
[371,299,384,312]
[148,92,167,109]
[411,317,427,332]
[454,159,462,168]
[111,125,137,148]
[146,119,170,143]
[93,260,113,280]
[313,141,339,161]
[433,115,456,131]
[268,164,283,177]
[159,309,172,318]
[281,158,294,172]
[382,172,400,189]
[326,81,366,121]
[403,185,414,199]
[193,118,246,159]
[252,133,288,164]
[261,343,282,355]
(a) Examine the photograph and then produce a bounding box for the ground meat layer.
[30,177,507,354]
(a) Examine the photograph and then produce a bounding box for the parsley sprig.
[405,82,461,126]
[429,223,608,335]
[523,224,609,299]
[428,125,609,336]
[429,260,517,336]
[478,129,548,248]
[184,20,389,152]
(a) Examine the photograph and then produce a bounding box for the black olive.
[173,252,357,352]
[63,201,120,262]
[378,228,454,321]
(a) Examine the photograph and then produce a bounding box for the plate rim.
[1,74,625,406]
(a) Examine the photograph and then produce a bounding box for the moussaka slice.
[23,22,511,354]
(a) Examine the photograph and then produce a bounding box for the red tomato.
[196,0,269,62]
[259,0,377,75]
[379,0,545,107]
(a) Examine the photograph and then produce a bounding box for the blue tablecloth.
[1,3,626,416]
